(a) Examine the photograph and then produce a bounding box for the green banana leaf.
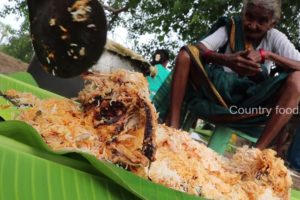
[0,73,61,99]
[1,73,299,200]
[0,120,201,200]
[0,73,202,200]
[0,131,140,200]
[0,73,62,121]
[291,189,300,200]
[6,71,39,86]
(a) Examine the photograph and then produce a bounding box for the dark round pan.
[27,0,107,78]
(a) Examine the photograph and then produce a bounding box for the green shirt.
[146,64,170,100]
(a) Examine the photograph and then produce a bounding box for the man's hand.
[226,50,262,76]
[243,49,263,64]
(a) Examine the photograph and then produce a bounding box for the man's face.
[242,3,276,42]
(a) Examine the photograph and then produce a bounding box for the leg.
[287,124,300,170]
[167,50,191,129]
[256,71,300,149]
[167,49,201,129]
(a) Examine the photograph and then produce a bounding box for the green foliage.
[0,0,32,63]
[0,0,27,18]
[124,0,299,62]
[0,34,33,63]
[0,18,33,63]
[0,0,299,65]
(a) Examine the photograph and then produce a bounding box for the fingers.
[240,58,261,70]
[235,55,261,70]
[227,52,263,76]
[239,50,262,64]
[232,56,262,76]
[238,50,250,57]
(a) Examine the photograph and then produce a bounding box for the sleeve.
[200,26,228,51]
[271,29,300,61]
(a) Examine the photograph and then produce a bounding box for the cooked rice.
[5,69,292,200]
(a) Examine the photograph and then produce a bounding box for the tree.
[0,0,299,64]
[0,18,33,63]
[123,0,300,61]
[0,0,32,63]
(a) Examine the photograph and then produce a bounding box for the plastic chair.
[207,125,258,154]
[183,112,258,155]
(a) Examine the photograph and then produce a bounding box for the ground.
[0,52,28,74]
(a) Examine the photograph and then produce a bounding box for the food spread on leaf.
[4,70,292,200]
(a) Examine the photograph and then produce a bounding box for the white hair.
[243,0,281,21]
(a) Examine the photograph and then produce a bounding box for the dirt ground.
[0,52,28,74]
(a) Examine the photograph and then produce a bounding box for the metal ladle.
[27,0,107,78]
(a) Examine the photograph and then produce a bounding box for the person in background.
[147,49,170,100]
[287,46,300,171]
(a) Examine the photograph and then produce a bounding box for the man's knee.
[286,71,300,94]
[176,49,191,64]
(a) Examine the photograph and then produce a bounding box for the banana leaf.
[1,73,299,200]
[0,74,61,99]
[6,71,39,86]
[0,132,140,200]
[0,73,202,200]
[291,189,300,200]
[0,73,62,121]
[0,120,201,200]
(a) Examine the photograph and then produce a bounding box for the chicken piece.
[79,70,157,168]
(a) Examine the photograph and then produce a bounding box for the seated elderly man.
[153,0,300,151]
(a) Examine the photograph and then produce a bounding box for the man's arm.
[266,51,300,71]
[245,30,300,71]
